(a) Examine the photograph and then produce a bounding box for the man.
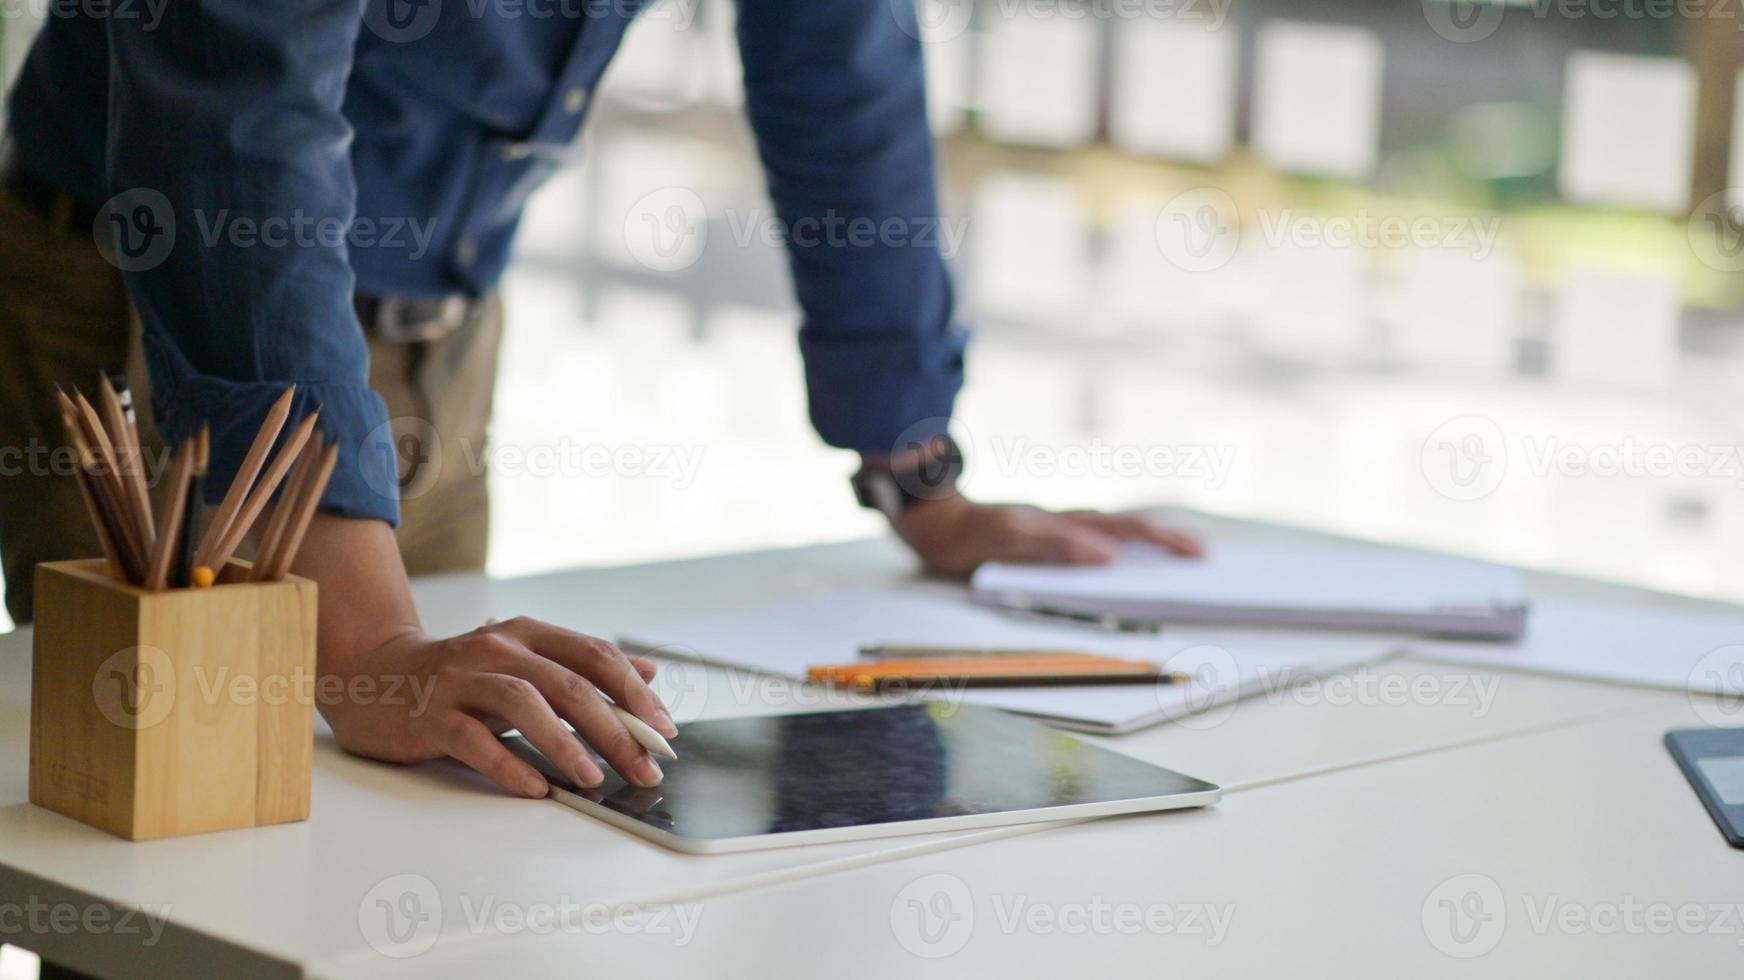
[0,0,1200,795]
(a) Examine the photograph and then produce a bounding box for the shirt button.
[563,86,589,115]
[456,238,478,267]
[500,142,532,161]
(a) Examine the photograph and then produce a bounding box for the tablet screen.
[503,704,1217,847]
[1696,756,1744,806]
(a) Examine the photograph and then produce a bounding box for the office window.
[1252,21,1384,180]
[1559,52,1696,214]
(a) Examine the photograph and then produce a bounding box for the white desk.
[0,512,1731,978]
[457,701,1722,980]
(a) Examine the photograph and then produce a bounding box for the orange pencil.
[808,657,1186,691]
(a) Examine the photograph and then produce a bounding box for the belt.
[354,293,475,344]
[1,155,101,235]
[3,151,475,344]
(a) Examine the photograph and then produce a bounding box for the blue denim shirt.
[6,0,966,525]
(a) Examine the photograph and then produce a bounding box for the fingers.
[456,620,671,788]
[1066,512,1204,557]
[433,711,551,799]
[513,655,665,789]
[456,672,605,790]
[502,618,677,739]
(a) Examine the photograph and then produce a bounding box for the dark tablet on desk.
[1666,728,1744,849]
[503,704,1220,853]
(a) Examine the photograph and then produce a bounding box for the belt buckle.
[372,295,467,344]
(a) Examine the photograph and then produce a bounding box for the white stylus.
[485,619,677,760]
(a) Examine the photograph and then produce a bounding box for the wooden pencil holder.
[28,558,318,840]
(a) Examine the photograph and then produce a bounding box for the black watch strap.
[851,435,964,521]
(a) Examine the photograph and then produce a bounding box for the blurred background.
[6,0,1744,630]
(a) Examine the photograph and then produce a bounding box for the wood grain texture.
[29,560,318,840]
[254,576,318,824]
[29,561,140,838]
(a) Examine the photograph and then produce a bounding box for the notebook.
[971,541,1529,641]
[618,584,1404,734]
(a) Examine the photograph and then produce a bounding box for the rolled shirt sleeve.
[105,0,399,524]
[736,0,967,457]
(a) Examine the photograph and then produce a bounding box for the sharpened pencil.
[861,645,1132,661]
[259,438,337,581]
[98,373,154,552]
[253,436,322,581]
[63,393,148,580]
[56,394,126,580]
[195,385,295,570]
[71,391,130,532]
[75,442,145,584]
[174,426,209,588]
[145,439,194,590]
[203,411,319,574]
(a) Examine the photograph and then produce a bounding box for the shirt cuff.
[153,376,400,528]
[799,327,967,457]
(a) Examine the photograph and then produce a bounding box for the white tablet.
[502,704,1220,854]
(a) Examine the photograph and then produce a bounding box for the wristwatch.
[850,434,964,522]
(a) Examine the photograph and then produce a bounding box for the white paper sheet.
[973,541,1525,618]
[620,584,1403,734]
[1410,599,1744,698]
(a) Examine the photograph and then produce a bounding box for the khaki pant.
[0,188,499,625]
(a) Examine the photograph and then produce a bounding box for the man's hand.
[324,619,677,798]
[892,494,1203,578]
[292,514,677,798]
